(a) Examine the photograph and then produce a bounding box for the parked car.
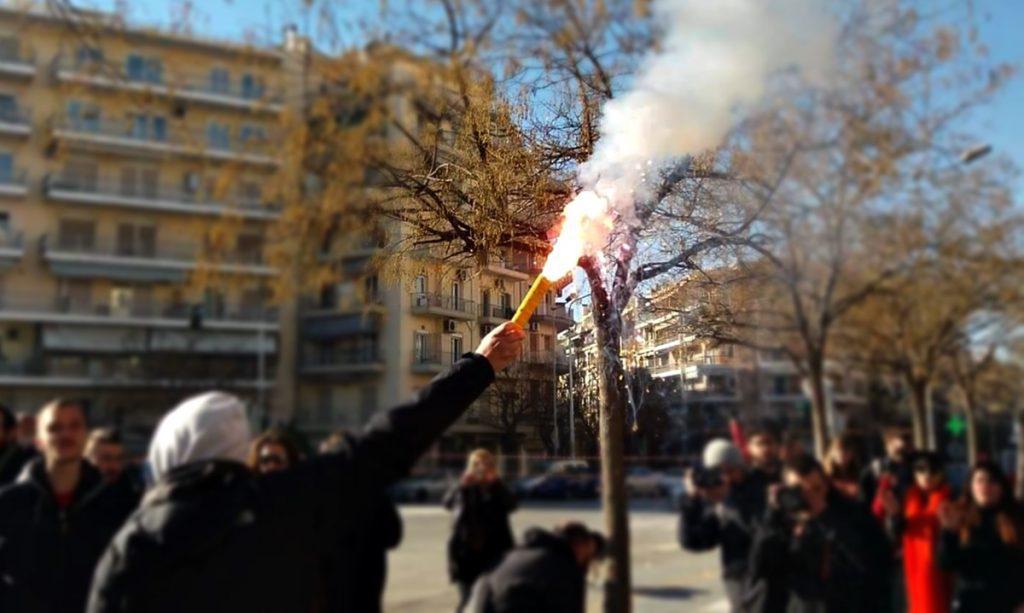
[518,461,599,499]
[390,470,457,503]
[626,467,665,497]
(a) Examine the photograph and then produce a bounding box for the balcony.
[520,350,570,372]
[649,361,684,378]
[411,349,456,375]
[0,47,35,80]
[301,346,384,378]
[530,304,573,331]
[0,170,28,197]
[0,230,23,268]
[0,296,277,331]
[52,57,284,114]
[40,235,274,282]
[0,108,30,137]
[479,303,514,325]
[50,118,279,167]
[0,356,271,389]
[43,175,281,221]
[483,256,531,281]
[410,292,476,321]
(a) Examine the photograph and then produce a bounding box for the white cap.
[148,391,252,482]
[702,438,743,469]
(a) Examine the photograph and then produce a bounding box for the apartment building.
[0,6,286,447]
[561,284,870,452]
[295,241,573,456]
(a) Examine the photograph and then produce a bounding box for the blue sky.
[89,0,1023,187]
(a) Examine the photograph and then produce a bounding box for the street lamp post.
[564,293,589,459]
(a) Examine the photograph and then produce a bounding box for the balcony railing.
[0,169,28,193]
[0,107,30,130]
[0,230,23,255]
[0,295,277,325]
[44,175,280,219]
[303,345,381,368]
[52,57,285,110]
[0,47,35,78]
[410,292,476,316]
[480,304,514,320]
[412,349,456,368]
[40,234,268,269]
[51,117,279,165]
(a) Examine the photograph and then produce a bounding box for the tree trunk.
[807,363,829,459]
[963,402,978,468]
[580,258,632,613]
[271,290,298,424]
[908,378,931,451]
[1016,410,1024,502]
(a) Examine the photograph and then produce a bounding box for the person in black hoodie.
[445,447,518,610]
[86,322,524,613]
[318,430,403,613]
[466,522,606,613]
[0,399,135,613]
[937,461,1024,613]
[749,454,892,613]
[0,403,35,485]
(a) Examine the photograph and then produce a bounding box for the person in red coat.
[881,451,953,613]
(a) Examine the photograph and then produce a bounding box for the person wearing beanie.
[679,437,783,612]
[87,323,525,613]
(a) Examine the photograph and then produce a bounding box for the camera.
[692,465,723,489]
[776,485,809,516]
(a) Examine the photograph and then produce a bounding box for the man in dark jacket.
[87,322,524,613]
[0,399,135,613]
[86,428,143,513]
[749,454,893,613]
[466,522,605,613]
[0,403,35,485]
[859,427,913,506]
[679,438,780,612]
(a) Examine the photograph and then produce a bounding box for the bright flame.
[540,190,615,280]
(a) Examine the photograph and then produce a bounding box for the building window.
[413,274,427,296]
[182,171,201,201]
[414,331,430,362]
[57,219,96,251]
[208,67,230,93]
[450,281,461,309]
[237,181,261,205]
[360,385,376,423]
[500,292,512,316]
[67,100,100,132]
[58,279,92,311]
[119,166,159,198]
[0,152,12,183]
[116,223,157,257]
[236,233,263,264]
[62,159,98,190]
[74,45,103,67]
[129,114,167,141]
[450,335,463,362]
[125,54,162,83]
[204,288,226,319]
[240,73,264,99]
[0,37,20,62]
[0,94,17,122]
[364,275,379,302]
[206,122,231,150]
[239,124,266,144]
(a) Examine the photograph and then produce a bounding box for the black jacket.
[679,469,775,579]
[938,510,1024,613]
[0,443,36,486]
[466,528,585,613]
[0,459,134,613]
[859,457,912,506]
[749,490,893,613]
[87,354,494,613]
[322,491,403,613]
[445,480,517,584]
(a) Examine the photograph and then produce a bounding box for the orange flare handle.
[511,276,551,328]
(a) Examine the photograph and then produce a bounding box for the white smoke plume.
[558,0,837,276]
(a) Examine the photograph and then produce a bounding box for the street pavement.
[384,500,727,613]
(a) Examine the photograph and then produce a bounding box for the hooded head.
[148,391,251,482]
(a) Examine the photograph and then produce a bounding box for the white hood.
[147,391,252,482]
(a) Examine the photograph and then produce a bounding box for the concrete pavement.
[384,501,726,612]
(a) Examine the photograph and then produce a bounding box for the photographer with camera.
[749,454,892,613]
[679,438,782,612]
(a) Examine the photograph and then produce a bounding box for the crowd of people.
[680,426,1024,613]
[0,318,1019,613]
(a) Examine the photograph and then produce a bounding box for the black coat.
[859,457,912,506]
[749,490,893,613]
[321,490,403,613]
[466,528,585,613]
[938,510,1024,613]
[87,354,495,613]
[0,459,134,613]
[445,480,517,584]
[0,442,36,486]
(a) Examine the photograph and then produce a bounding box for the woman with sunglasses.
[247,429,302,474]
[881,451,953,613]
[938,462,1024,613]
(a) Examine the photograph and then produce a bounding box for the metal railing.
[0,108,29,126]
[0,170,27,188]
[410,292,476,315]
[0,230,23,250]
[412,348,456,367]
[51,116,278,158]
[44,174,279,213]
[0,295,277,323]
[303,345,381,367]
[52,56,285,105]
[0,46,35,66]
[40,234,266,267]
[480,304,514,319]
